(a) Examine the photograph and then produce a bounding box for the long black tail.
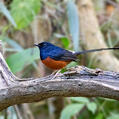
[74,47,119,56]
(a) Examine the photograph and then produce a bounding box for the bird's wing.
[49,49,77,61]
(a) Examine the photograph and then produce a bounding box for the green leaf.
[0,2,16,27]
[70,97,89,103]
[67,0,80,51]
[87,102,97,114]
[6,48,39,73]
[66,62,77,68]
[116,0,119,3]
[0,116,4,119]
[60,37,70,49]
[10,0,41,29]
[60,104,84,119]
[107,113,119,119]
[4,37,23,51]
[95,113,103,119]
[103,98,116,102]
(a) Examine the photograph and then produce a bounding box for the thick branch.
[0,52,119,111]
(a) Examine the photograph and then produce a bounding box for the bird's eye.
[43,43,46,46]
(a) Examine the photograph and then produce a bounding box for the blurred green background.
[0,0,119,119]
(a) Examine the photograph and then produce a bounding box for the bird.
[34,42,119,70]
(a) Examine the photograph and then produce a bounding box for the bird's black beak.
[34,43,38,47]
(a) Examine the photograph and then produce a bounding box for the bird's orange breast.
[42,57,71,70]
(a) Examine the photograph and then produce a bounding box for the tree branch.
[0,51,119,111]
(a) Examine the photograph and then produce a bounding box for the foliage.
[67,0,80,51]
[0,2,16,27]
[107,113,119,119]
[6,47,39,73]
[0,0,119,119]
[60,104,84,119]
[0,0,41,73]
[60,97,97,119]
[10,0,41,29]
[60,37,70,49]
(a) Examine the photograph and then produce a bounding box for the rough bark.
[0,51,119,111]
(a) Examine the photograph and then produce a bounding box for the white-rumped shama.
[34,42,119,70]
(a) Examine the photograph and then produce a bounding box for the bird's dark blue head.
[34,42,52,49]
[34,42,65,60]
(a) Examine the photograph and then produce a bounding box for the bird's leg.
[51,70,61,80]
